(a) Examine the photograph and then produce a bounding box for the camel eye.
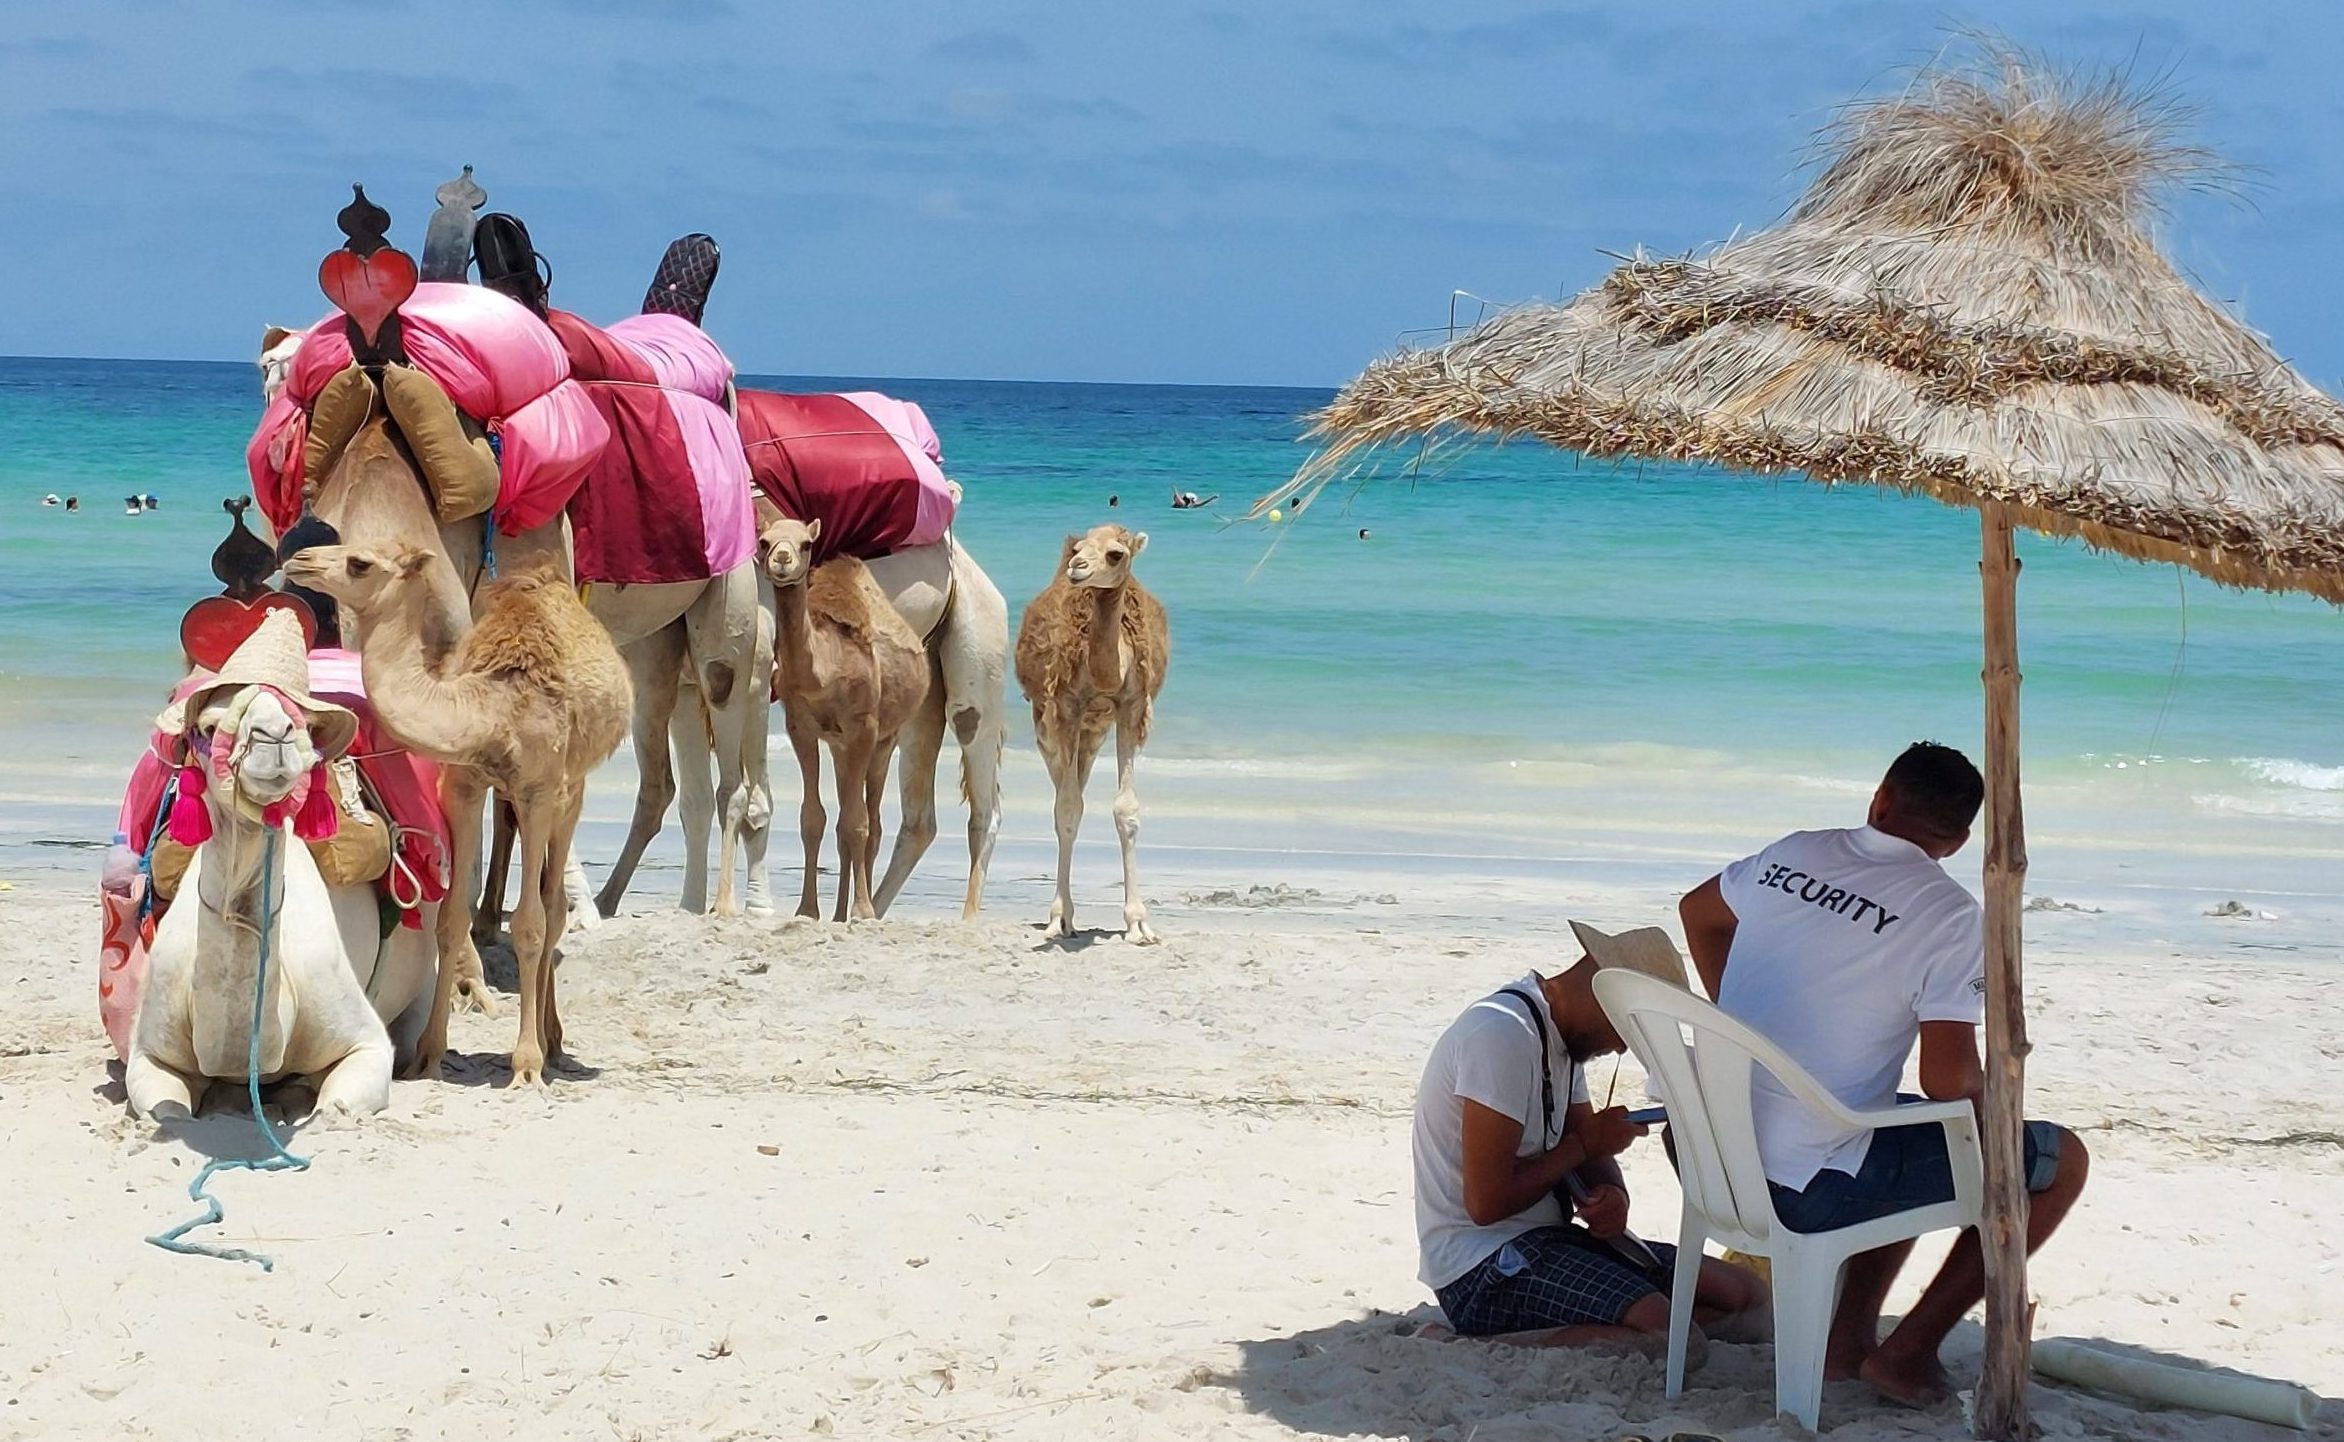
[1107,549,1127,564]
[348,557,374,576]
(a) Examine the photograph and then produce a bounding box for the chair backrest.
[1593,969,1864,1245]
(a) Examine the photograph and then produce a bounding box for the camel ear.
[261,325,295,355]
[391,547,434,580]
[805,517,821,543]
[1129,532,1148,557]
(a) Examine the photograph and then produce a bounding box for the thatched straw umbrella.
[1261,48,2344,1439]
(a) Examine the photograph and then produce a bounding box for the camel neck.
[349,581,495,762]
[188,805,295,1079]
[1084,585,1126,692]
[774,580,818,698]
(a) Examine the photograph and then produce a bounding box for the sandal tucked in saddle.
[641,232,721,325]
[474,211,550,318]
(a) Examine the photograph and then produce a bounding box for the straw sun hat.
[1568,920,1691,991]
[157,609,358,759]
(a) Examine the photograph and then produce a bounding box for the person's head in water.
[1109,494,1120,508]
[1358,528,1371,541]
[1867,741,1985,859]
[64,496,79,512]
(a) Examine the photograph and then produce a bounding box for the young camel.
[757,515,930,921]
[286,543,630,1087]
[1014,525,1170,943]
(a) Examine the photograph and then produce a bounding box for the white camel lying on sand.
[127,612,437,1121]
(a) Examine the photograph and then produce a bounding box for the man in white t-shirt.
[1412,923,1768,1344]
[1678,742,2090,1407]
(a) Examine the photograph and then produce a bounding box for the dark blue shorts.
[1771,1106,2063,1236]
[1434,1225,1679,1335]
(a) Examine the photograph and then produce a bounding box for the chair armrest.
[1844,1099,1985,1219]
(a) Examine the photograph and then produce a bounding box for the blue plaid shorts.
[1435,1225,1678,1335]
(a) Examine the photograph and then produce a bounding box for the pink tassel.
[167,767,213,847]
[292,768,339,841]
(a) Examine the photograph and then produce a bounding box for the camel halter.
[145,825,312,1271]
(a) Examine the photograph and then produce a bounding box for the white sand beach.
[3,838,2338,1442]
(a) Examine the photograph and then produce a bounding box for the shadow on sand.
[1208,1312,2335,1440]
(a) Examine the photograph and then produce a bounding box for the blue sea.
[6,354,2344,905]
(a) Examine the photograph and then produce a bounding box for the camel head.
[258,325,303,404]
[1063,525,1146,590]
[758,515,823,589]
[194,688,319,813]
[284,542,435,619]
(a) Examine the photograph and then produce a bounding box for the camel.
[1014,524,1171,944]
[127,613,438,1120]
[758,515,931,921]
[286,534,630,1087]
[259,330,772,930]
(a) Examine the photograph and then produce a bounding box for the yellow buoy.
[1268,508,1284,522]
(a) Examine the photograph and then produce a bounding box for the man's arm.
[1459,1101,1642,1227]
[1561,1099,1637,1237]
[1680,874,1739,1000]
[1918,1020,1984,1102]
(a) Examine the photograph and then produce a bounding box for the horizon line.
[0,352,1343,394]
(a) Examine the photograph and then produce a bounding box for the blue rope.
[146,828,310,1271]
[482,433,502,581]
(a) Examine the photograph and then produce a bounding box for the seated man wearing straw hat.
[1412,923,1769,1346]
[1677,741,2091,1407]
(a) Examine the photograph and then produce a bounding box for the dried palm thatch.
[1270,47,2344,602]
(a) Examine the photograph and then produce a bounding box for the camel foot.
[456,975,502,1018]
[401,1047,446,1082]
[1125,913,1160,946]
[566,906,602,935]
[507,1048,547,1090]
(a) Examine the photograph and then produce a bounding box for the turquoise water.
[6,355,2344,879]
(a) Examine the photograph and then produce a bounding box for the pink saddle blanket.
[246,282,610,539]
[549,310,756,585]
[736,390,958,564]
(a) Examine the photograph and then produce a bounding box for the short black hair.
[1881,741,1984,840]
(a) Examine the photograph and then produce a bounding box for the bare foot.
[1824,1335,1873,1381]
[1859,1347,1954,1408]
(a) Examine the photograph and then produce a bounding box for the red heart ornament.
[181,593,319,672]
[318,246,418,345]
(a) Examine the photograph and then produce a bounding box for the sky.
[4,0,2343,386]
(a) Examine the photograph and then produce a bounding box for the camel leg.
[786,707,825,920]
[595,627,688,917]
[540,785,585,1062]
[687,563,762,917]
[736,576,777,915]
[874,656,944,918]
[669,677,717,913]
[1112,711,1158,945]
[956,698,1006,919]
[417,768,491,1078]
[859,740,896,922]
[126,1053,207,1122]
[475,798,514,950]
[942,555,1008,917]
[1046,726,1109,938]
[834,723,881,922]
[311,1031,395,1119]
[506,799,558,1089]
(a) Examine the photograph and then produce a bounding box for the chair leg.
[1667,1207,1707,1398]
[1769,1242,1844,1432]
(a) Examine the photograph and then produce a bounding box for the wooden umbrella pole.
[1975,506,2034,1439]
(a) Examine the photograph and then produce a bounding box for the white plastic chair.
[1592,968,1984,1431]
